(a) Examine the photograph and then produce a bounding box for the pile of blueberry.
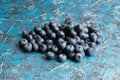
[19,18,102,62]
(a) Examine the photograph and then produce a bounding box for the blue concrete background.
[0,0,120,80]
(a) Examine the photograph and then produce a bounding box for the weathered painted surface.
[0,0,120,80]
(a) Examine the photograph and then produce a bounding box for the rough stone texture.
[0,0,120,80]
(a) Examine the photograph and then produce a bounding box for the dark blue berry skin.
[79,39,85,45]
[22,30,29,38]
[59,23,67,31]
[58,38,65,42]
[43,23,50,31]
[32,43,39,51]
[29,31,36,36]
[23,43,32,52]
[65,45,74,53]
[45,51,55,60]
[85,39,91,45]
[50,45,58,53]
[73,53,83,62]
[29,39,36,44]
[69,29,77,37]
[34,26,41,33]
[58,54,67,62]
[85,48,94,56]
[74,24,83,33]
[26,34,33,40]
[49,32,56,39]
[36,37,44,45]
[56,31,65,38]
[90,33,98,42]
[74,44,83,53]
[45,40,53,45]
[79,32,89,39]
[38,43,47,53]
[75,36,81,44]
[38,29,46,37]
[49,22,59,32]
[89,42,96,49]
[96,38,101,45]
[19,39,28,46]
[67,52,75,59]
[58,41,67,49]
[83,43,89,51]
[66,37,76,45]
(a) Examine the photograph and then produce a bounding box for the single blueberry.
[58,54,67,62]
[50,45,58,53]
[32,43,39,51]
[19,39,28,46]
[22,30,29,38]
[90,33,98,42]
[45,51,55,60]
[23,43,32,52]
[73,53,83,62]
[85,48,94,56]
[65,45,74,53]
[74,44,83,53]
[38,43,47,53]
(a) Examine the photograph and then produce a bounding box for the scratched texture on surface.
[0,0,120,80]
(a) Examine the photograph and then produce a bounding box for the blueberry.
[36,38,44,45]
[38,29,46,37]
[50,45,58,53]
[58,38,65,42]
[29,39,36,44]
[32,43,39,51]
[85,39,91,44]
[46,29,53,35]
[56,31,65,38]
[65,45,74,53]
[45,40,53,45]
[49,32,56,39]
[45,51,55,60]
[66,37,76,45]
[29,31,36,36]
[58,54,67,62]
[67,52,75,59]
[83,43,89,50]
[34,26,41,33]
[79,32,89,39]
[59,23,67,30]
[34,35,44,43]
[73,53,83,62]
[38,43,47,53]
[74,24,83,32]
[96,38,101,45]
[19,39,28,46]
[79,39,85,45]
[74,44,83,53]
[58,40,67,49]
[85,48,94,56]
[89,42,96,48]
[75,36,81,44]
[22,30,29,38]
[49,22,59,32]
[26,34,33,40]
[69,29,77,37]
[23,43,32,52]
[43,23,50,31]
[90,33,98,42]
